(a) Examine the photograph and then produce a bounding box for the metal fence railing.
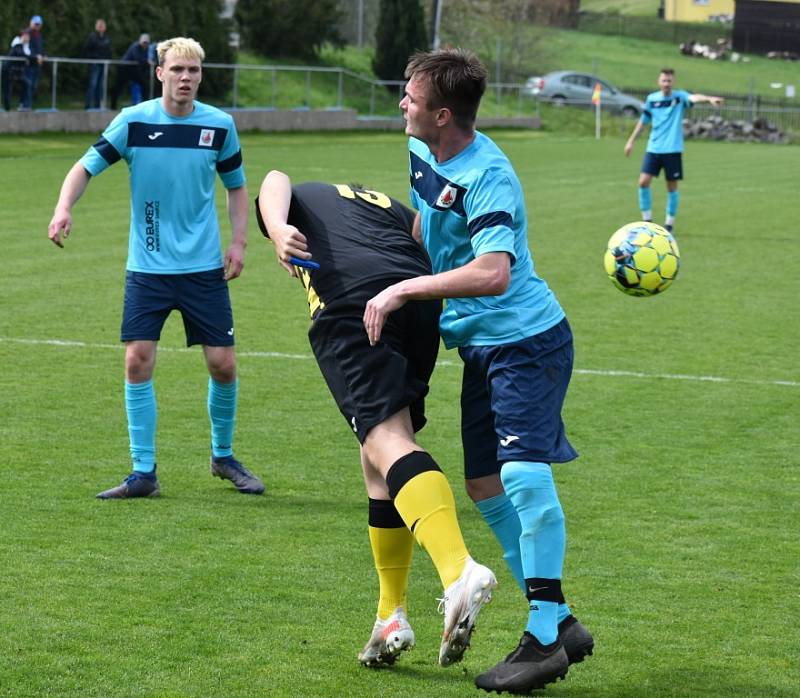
[0,56,153,112]
[2,55,799,135]
[0,55,537,119]
[618,87,800,134]
[690,104,800,134]
[0,56,418,115]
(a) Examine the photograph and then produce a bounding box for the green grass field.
[1,129,798,697]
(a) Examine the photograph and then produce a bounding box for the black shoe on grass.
[210,455,265,494]
[475,632,568,694]
[96,470,160,499]
[559,615,594,665]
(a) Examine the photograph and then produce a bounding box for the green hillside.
[245,30,797,112]
[524,28,796,97]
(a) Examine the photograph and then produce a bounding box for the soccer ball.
[604,222,680,296]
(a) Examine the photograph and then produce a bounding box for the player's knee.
[465,474,504,503]
[464,478,482,502]
[125,347,154,381]
[209,361,236,383]
[540,501,565,528]
[206,349,237,382]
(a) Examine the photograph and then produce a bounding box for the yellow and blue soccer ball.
[604,221,680,296]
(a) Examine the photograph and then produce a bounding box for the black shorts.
[642,151,683,181]
[308,283,441,444]
[121,269,235,347]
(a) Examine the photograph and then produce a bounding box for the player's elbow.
[484,264,510,296]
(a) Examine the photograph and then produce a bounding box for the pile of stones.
[683,115,787,143]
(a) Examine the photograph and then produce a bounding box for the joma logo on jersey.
[199,129,215,147]
[436,184,458,209]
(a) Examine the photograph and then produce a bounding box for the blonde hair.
[157,37,205,65]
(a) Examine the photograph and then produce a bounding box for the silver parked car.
[523,70,643,117]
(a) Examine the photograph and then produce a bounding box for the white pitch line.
[1,336,797,388]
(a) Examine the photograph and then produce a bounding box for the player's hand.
[623,141,633,157]
[710,96,724,108]
[224,240,245,280]
[48,209,72,248]
[363,283,407,346]
[270,223,310,277]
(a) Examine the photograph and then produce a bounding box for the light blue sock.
[475,493,525,593]
[667,189,680,217]
[501,461,565,645]
[558,602,572,624]
[208,378,238,458]
[125,380,156,473]
[638,186,652,220]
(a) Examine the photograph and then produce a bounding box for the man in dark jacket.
[110,33,150,109]
[2,29,32,111]
[21,16,44,109]
[83,19,111,109]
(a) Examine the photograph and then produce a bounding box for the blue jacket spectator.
[111,33,151,109]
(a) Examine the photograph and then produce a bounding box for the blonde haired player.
[47,38,264,498]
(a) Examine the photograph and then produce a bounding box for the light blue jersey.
[409,132,564,349]
[641,89,692,154]
[80,98,245,273]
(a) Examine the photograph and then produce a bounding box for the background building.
[663,0,735,22]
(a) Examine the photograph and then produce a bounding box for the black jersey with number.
[256,182,431,316]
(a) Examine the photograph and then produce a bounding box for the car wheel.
[622,106,639,118]
[551,95,567,107]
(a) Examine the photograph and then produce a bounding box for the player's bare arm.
[690,93,724,107]
[258,170,311,277]
[224,185,248,280]
[411,212,423,246]
[48,163,92,247]
[363,252,510,345]
[624,120,645,157]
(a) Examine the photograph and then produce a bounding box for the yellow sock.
[369,525,414,620]
[394,470,469,589]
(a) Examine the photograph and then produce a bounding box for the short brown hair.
[660,68,675,76]
[405,48,487,130]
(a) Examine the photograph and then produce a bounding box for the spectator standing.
[111,33,150,109]
[83,19,111,110]
[2,29,31,111]
[22,15,45,110]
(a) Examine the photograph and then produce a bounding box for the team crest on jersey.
[436,184,458,209]
[199,129,215,147]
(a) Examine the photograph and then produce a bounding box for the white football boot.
[438,557,498,666]
[358,607,416,667]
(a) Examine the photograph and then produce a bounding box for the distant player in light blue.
[47,37,264,499]
[624,68,723,232]
[363,48,592,693]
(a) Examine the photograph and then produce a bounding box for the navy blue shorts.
[642,151,683,180]
[121,269,235,347]
[458,317,578,479]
